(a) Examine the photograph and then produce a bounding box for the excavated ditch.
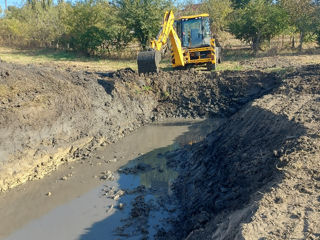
[1,61,319,239]
[156,65,320,239]
[0,62,278,192]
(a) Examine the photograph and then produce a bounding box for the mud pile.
[0,62,279,192]
[0,64,156,191]
[160,65,320,239]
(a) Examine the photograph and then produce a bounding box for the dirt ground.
[0,60,278,192]
[0,54,320,239]
[159,65,320,239]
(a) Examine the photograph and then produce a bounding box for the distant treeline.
[0,0,319,56]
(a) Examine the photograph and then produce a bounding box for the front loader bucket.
[137,50,161,74]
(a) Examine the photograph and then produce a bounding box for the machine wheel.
[207,62,216,71]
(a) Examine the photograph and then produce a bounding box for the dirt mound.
[160,65,320,239]
[152,70,279,119]
[0,63,279,192]
[0,63,157,191]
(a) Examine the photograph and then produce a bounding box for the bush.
[228,0,289,52]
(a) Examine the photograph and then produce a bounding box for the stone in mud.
[118,163,152,175]
[131,195,150,218]
[113,190,125,200]
[100,170,114,181]
[126,185,146,194]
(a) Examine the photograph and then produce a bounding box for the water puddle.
[4,119,221,240]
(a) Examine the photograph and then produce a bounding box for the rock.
[106,204,114,213]
[100,170,114,181]
[46,192,52,196]
[113,190,125,200]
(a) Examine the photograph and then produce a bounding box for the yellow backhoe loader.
[137,10,221,74]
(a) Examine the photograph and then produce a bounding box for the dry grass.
[0,47,138,72]
[1,42,320,73]
[0,84,10,98]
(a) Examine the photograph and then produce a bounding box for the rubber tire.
[207,63,216,71]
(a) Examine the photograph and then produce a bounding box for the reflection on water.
[121,119,221,199]
[122,143,179,196]
[4,118,222,240]
[114,119,220,239]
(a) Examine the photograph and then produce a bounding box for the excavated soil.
[0,62,278,192]
[158,65,320,239]
[1,60,319,239]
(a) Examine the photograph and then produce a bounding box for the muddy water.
[2,119,221,240]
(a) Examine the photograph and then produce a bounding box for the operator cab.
[175,14,211,49]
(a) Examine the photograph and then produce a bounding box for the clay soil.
[159,65,320,239]
[0,57,319,239]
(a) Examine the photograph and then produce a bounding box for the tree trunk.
[298,31,304,52]
[291,35,295,49]
[252,36,261,54]
[5,0,7,10]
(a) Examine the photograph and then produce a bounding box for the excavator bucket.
[137,50,161,74]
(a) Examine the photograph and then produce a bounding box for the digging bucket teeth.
[137,50,161,75]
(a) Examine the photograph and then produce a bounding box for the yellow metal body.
[149,11,216,69]
[183,39,216,65]
[151,10,185,67]
[176,13,210,20]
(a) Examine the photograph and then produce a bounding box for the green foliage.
[202,0,233,34]
[0,0,133,55]
[1,0,317,56]
[231,0,251,9]
[63,0,110,54]
[116,0,172,49]
[280,0,319,50]
[228,0,289,52]
[0,2,69,47]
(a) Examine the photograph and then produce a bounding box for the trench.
[1,118,221,240]
[3,61,304,239]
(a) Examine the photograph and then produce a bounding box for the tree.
[315,3,320,46]
[280,0,318,51]
[116,0,172,49]
[202,0,233,34]
[63,0,132,55]
[231,0,251,9]
[228,0,289,52]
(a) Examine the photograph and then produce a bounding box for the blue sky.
[1,0,24,11]
[0,0,200,13]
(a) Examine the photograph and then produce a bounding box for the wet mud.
[1,60,320,239]
[0,62,278,191]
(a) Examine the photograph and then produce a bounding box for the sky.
[0,0,200,13]
[1,0,23,11]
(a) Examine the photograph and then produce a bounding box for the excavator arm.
[137,10,185,74]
